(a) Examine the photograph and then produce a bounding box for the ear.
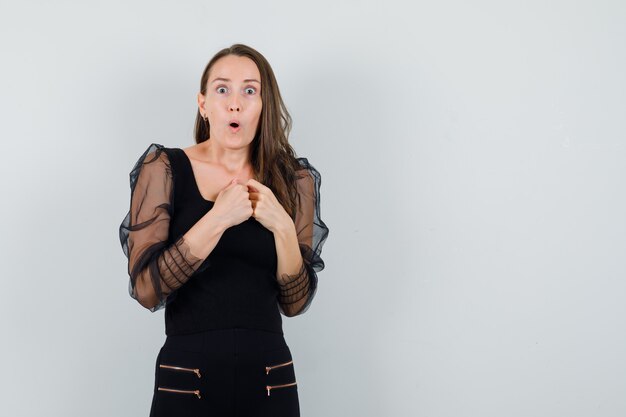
[197,92,206,117]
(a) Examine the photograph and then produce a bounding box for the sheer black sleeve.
[277,157,329,316]
[119,143,210,312]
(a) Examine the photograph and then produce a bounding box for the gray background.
[1,0,625,416]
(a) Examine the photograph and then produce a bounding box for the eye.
[216,86,228,94]
[245,87,257,95]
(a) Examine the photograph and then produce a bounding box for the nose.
[228,98,240,112]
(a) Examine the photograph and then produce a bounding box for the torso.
[182,144,255,202]
[165,144,282,336]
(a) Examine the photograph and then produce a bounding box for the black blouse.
[119,143,329,335]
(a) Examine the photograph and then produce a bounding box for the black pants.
[149,328,300,417]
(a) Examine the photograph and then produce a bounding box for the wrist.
[204,210,229,234]
[273,215,296,238]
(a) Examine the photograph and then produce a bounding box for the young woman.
[119,43,329,417]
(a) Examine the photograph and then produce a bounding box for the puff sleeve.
[277,157,329,316]
[119,143,210,312]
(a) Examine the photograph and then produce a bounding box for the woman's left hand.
[246,178,292,234]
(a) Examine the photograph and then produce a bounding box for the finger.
[246,178,267,191]
[222,178,239,191]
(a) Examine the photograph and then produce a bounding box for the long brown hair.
[193,43,303,220]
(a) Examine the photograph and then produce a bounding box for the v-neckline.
[178,148,216,205]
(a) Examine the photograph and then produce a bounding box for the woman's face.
[198,55,262,149]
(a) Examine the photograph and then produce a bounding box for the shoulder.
[180,143,200,157]
[130,143,176,178]
[142,142,186,164]
[134,143,170,163]
[294,157,323,199]
[295,157,321,183]
[127,143,177,191]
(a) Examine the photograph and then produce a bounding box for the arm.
[119,144,228,312]
[132,212,228,310]
[274,159,329,317]
[274,222,308,317]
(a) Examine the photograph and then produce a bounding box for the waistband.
[163,327,287,355]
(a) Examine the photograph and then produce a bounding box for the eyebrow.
[211,77,261,84]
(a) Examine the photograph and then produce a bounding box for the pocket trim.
[266,381,297,396]
[159,363,202,378]
[265,359,293,375]
[157,386,202,399]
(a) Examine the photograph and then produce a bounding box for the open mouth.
[229,123,240,133]
[228,119,241,132]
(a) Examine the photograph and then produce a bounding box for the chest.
[168,148,277,272]
[183,149,255,202]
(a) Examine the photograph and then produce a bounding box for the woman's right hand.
[212,178,254,229]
